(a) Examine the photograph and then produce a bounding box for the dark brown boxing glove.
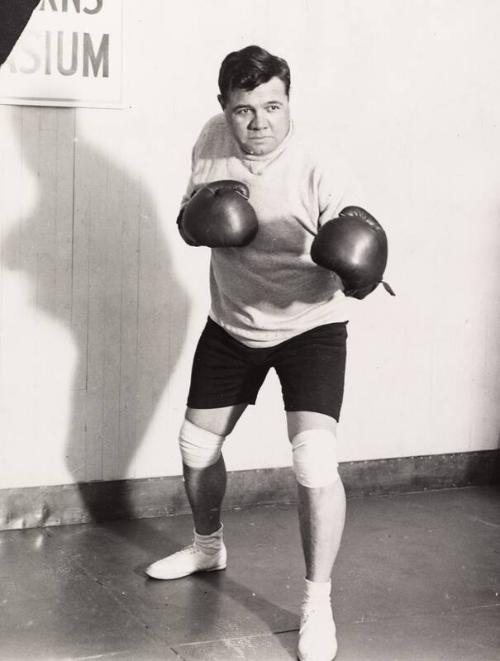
[179,180,258,248]
[311,206,395,300]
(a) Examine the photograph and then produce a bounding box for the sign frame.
[0,0,124,109]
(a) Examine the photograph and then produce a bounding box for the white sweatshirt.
[181,114,364,348]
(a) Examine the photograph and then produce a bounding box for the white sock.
[193,524,224,555]
[303,577,332,604]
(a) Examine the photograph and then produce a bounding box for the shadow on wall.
[2,107,190,525]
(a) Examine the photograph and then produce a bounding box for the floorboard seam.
[169,647,187,660]
[347,601,500,625]
[173,628,299,649]
[64,553,179,650]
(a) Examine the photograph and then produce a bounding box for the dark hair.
[218,45,291,102]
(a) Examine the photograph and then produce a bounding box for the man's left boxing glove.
[178,180,258,247]
[311,206,395,299]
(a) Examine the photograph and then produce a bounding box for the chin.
[246,143,275,156]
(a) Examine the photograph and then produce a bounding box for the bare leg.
[183,455,227,535]
[297,480,346,582]
[287,411,346,582]
[184,404,247,534]
[145,403,247,579]
[288,411,343,659]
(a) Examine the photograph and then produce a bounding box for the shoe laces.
[300,599,333,627]
[170,543,198,558]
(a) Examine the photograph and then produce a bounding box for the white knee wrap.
[179,419,226,469]
[291,429,339,488]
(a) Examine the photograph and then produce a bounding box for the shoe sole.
[146,563,227,580]
[297,648,337,661]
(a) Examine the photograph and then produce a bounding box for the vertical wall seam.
[70,109,77,330]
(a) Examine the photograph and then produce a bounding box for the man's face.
[219,77,290,156]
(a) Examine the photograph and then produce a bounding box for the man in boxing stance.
[146,45,391,661]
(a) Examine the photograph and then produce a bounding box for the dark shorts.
[187,318,348,421]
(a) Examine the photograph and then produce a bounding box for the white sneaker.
[145,542,227,580]
[297,600,338,661]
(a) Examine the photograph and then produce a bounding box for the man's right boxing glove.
[311,206,395,299]
[178,180,258,248]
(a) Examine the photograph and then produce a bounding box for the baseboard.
[1,450,499,531]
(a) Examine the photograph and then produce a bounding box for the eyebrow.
[232,100,283,111]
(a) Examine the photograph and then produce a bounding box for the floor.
[1,486,499,661]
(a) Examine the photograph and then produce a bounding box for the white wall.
[1,0,499,489]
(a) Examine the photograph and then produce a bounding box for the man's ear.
[217,94,226,110]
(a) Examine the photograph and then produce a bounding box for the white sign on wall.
[0,0,123,108]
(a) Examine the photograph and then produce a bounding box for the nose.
[249,110,267,130]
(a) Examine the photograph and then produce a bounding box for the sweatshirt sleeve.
[178,114,227,211]
[179,146,198,208]
[177,115,227,243]
[176,145,199,244]
[316,155,367,227]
